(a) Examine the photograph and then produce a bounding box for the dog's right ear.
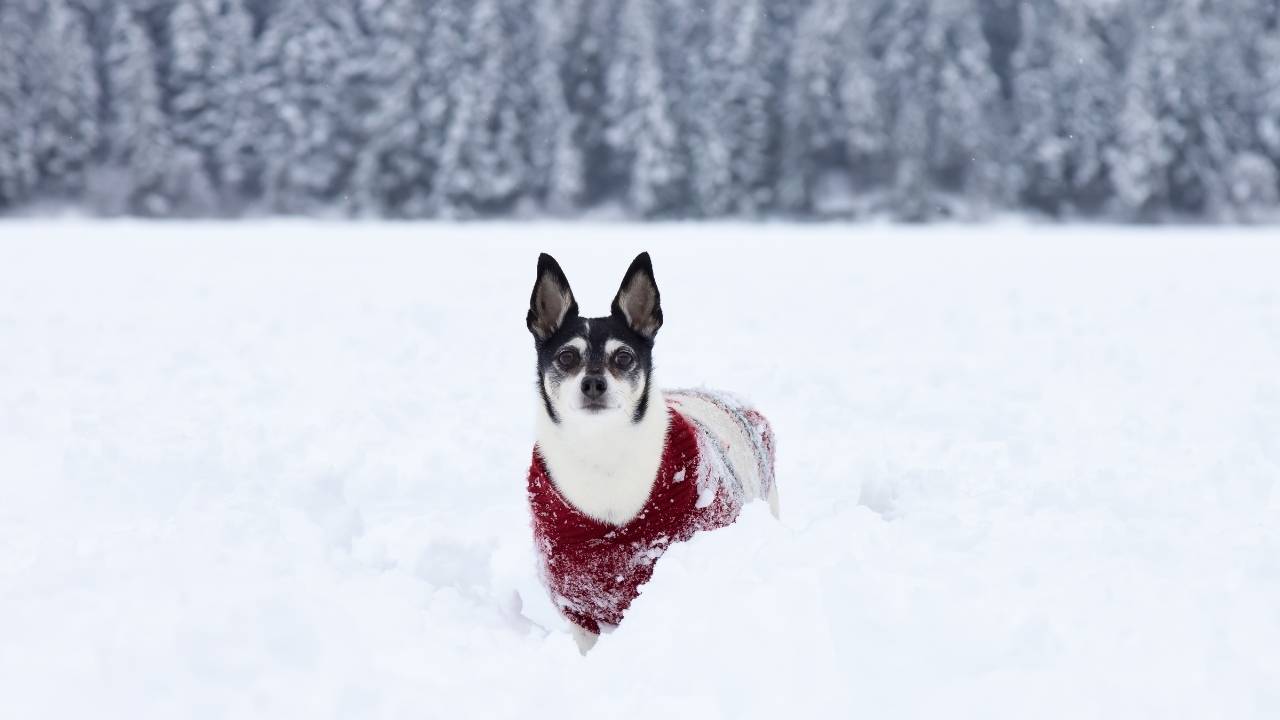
[527,253,578,342]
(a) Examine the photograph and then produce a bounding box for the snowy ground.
[1,221,1278,719]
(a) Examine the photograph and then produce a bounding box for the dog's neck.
[535,389,670,526]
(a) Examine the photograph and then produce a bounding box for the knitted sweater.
[528,392,775,634]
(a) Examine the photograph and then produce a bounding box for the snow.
[2,220,1279,718]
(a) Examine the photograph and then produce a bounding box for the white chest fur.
[535,390,670,525]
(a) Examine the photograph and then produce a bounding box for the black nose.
[581,375,607,400]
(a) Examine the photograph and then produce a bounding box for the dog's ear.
[611,252,663,339]
[528,253,578,341]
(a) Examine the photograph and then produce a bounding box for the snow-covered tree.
[925,0,1005,215]
[96,2,178,216]
[436,0,526,215]
[1109,3,1208,218]
[526,0,584,214]
[781,0,882,214]
[1262,29,1280,166]
[167,0,219,197]
[561,0,621,205]
[1109,36,1170,220]
[252,0,360,213]
[607,0,686,217]
[717,0,782,214]
[346,0,425,216]
[1011,0,1120,215]
[659,0,730,217]
[167,0,255,209]
[870,0,1003,220]
[1202,0,1280,218]
[31,0,99,198]
[409,0,467,214]
[676,0,780,216]
[0,1,38,209]
[1010,1,1068,214]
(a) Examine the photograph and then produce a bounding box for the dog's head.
[527,252,663,429]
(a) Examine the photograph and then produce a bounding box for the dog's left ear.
[611,252,663,339]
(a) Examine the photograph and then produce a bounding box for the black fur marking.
[633,371,651,424]
[538,377,559,424]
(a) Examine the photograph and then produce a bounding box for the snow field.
[1,221,1279,718]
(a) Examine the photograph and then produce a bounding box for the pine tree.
[167,0,255,210]
[527,0,584,214]
[682,0,792,216]
[1010,0,1066,214]
[253,0,360,213]
[561,0,621,206]
[31,0,99,198]
[662,0,729,217]
[437,0,526,215]
[167,0,217,195]
[607,0,685,217]
[1108,22,1172,220]
[753,0,800,214]
[780,0,848,213]
[213,0,256,205]
[1108,2,1231,219]
[875,0,937,219]
[1159,3,1228,215]
[1059,2,1121,213]
[0,1,38,209]
[1109,1,1269,218]
[1262,25,1280,166]
[1202,0,1279,218]
[346,0,425,216]
[96,2,177,216]
[871,0,1002,220]
[415,0,467,214]
[780,0,885,215]
[720,0,781,214]
[926,0,1004,215]
[1012,0,1120,215]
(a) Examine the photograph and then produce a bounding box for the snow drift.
[1,221,1278,719]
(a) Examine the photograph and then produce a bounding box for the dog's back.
[666,389,779,518]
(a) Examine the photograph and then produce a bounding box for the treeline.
[1,0,1279,221]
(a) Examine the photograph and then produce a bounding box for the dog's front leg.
[570,624,599,654]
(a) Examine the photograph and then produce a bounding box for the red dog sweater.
[528,395,775,634]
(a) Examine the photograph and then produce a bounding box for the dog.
[525,252,778,653]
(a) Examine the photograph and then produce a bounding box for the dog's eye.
[556,349,580,369]
[614,350,634,370]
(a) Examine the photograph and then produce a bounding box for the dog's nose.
[581,375,607,400]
